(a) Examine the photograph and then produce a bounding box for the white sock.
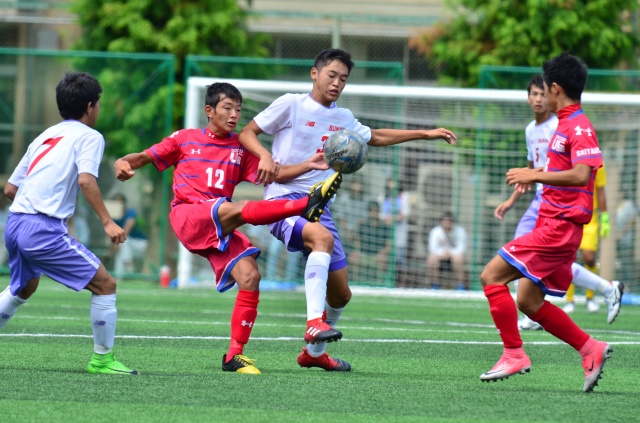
[304,252,330,321]
[307,302,345,357]
[0,287,27,330]
[90,294,117,354]
[571,263,612,296]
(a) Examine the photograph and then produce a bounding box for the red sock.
[484,284,522,349]
[529,300,590,351]
[226,290,260,362]
[240,198,309,225]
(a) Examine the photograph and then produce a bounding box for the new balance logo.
[241,320,253,328]
[191,149,201,154]
[306,120,316,127]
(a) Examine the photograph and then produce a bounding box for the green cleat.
[301,172,343,222]
[87,351,139,375]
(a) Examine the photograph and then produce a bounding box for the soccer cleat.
[301,172,343,222]
[480,353,531,382]
[297,347,351,372]
[304,317,342,344]
[586,299,600,313]
[582,341,612,393]
[563,302,575,314]
[221,354,261,374]
[605,281,624,324]
[87,351,139,375]
[518,315,543,331]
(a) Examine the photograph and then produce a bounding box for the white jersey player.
[239,48,457,371]
[0,72,138,375]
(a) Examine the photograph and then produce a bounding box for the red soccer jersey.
[144,128,260,207]
[538,103,603,225]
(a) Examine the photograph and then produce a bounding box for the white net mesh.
[181,77,640,291]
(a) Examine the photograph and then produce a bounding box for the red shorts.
[498,216,582,296]
[170,199,259,292]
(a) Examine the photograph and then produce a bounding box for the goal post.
[179,76,640,291]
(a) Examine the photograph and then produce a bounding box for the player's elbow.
[77,173,97,189]
[4,182,17,200]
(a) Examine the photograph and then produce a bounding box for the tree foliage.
[72,0,271,157]
[411,0,639,86]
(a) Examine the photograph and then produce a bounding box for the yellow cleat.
[221,354,261,374]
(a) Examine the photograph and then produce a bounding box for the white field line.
[1,333,640,345]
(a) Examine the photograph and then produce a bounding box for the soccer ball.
[323,129,368,174]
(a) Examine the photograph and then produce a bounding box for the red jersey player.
[478,53,612,393]
[114,82,342,374]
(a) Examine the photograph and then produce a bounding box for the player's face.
[86,99,100,128]
[206,96,241,136]
[543,81,559,113]
[310,60,349,106]
[527,85,548,116]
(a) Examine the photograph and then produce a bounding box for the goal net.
[180,76,640,292]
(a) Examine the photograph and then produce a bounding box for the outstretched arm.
[274,152,329,183]
[369,128,457,147]
[507,164,592,190]
[114,152,153,181]
[239,120,279,185]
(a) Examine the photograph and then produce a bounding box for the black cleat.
[301,172,343,222]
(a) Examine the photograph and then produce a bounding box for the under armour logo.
[510,246,516,251]
[241,320,253,327]
[191,149,201,154]
[575,126,592,137]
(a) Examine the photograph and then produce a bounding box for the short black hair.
[367,200,380,212]
[542,53,588,102]
[56,72,102,120]
[205,82,242,109]
[441,211,454,221]
[526,74,544,94]
[313,49,354,75]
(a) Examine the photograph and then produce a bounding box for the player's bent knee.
[304,227,334,252]
[86,264,117,295]
[236,268,261,291]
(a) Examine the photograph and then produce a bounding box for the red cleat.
[480,352,531,382]
[304,317,342,344]
[297,347,351,372]
[582,340,612,392]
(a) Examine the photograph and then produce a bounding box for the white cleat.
[586,299,600,313]
[604,281,624,324]
[518,316,543,331]
[563,302,575,314]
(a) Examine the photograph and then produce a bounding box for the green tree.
[411,0,639,86]
[72,0,270,156]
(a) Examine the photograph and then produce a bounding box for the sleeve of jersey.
[253,94,292,135]
[76,133,105,177]
[7,150,30,186]
[144,132,181,172]
[571,127,603,170]
[525,126,534,162]
[346,111,372,143]
[240,150,261,185]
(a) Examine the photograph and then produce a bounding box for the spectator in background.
[331,176,369,253]
[0,193,9,266]
[349,201,392,283]
[379,178,410,287]
[427,211,467,290]
[111,193,148,275]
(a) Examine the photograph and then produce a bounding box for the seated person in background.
[348,201,392,283]
[427,211,467,290]
[111,193,148,274]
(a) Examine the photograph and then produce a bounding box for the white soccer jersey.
[525,114,558,190]
[8,120,104,219]
[254,93,372,199]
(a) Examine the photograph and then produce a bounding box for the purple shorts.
[514,190,543,239]
[5,213,101,295]
[268,193,347,272]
